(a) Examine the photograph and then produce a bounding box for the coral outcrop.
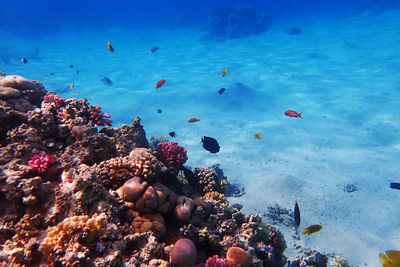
[0,74,343,266]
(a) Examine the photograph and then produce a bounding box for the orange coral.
[226,246,250,267]
[38,213,107,259]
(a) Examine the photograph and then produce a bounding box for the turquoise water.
[1,1,400,265]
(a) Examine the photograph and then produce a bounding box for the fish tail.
[298,112,303,119]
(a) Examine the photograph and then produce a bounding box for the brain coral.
[38,213,107,259]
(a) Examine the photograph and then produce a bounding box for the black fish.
[157,109,162,114]
[100,77,112,86]
[69,64,74,68]
[201,136,220,153]
[21,58,28,63]
[169,132,177,137]
[76,70,80,74]
[294,199,301,228]
[390,182,400,190]
[151,46,159,53]
[218,88,226,95]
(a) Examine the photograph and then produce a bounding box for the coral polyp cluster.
[0,74,340,266]
[28,152,56,173]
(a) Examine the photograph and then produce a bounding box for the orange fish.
[71,83,74,90]
[107,41,114,52]
[155,79,166,89]
[284,110,303,119]
[188,118,200,123]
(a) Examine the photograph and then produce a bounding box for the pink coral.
[43,93,65,108]
[28,153,56,173]
[89,105,112,126]
[204,255,239,267]
[157,142,188,170]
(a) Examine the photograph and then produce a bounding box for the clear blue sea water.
[1,1,400,266]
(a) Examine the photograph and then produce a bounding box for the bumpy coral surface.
[39,213,107,260]
[157,142,188,174]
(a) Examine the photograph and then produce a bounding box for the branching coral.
[28,153,56,173]
[195,167,226,194]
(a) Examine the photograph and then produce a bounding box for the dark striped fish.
[294,199,301,228]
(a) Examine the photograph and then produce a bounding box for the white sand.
[1,8,400,266]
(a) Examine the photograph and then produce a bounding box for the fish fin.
[298,112,303,119]
[380,252,389,265]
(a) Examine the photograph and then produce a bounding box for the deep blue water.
[1,0,399,37]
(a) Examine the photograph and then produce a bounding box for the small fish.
[75,92,80,96]
[218,88,226,95]
[188,118,200,123]
[155,79,166,89]
[151,46,159,53]
[302,224,322,235]
[107,41,114,52]
[294,199,301,228]
[49,73,55,76]
[254,133,263,139]
[390,183,400,190]
[169,132,177,138]
[221,68,228,77]
[71,83,74,90]
[157,109,162,114]
[202,136,220,153]
[21,58,28,63]
[285,110,303,119]
[100,77,113,86]
[380,250,400,267]
[76,70,80,74]
[69,64,74,68]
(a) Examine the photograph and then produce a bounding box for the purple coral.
[89,105,112,126]
[205,255,239,267]
[157,142,188,168]
[28,153,56,173]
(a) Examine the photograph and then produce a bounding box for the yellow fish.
[221,68,228,77]
[107,41,114,52]
[381,250,400,267]
[302,224,323,235]
[254,133,263,139]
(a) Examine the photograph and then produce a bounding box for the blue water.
[1,1,400,265]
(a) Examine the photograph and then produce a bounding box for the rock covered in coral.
[195,167,227,194]
[204,4,271,41]
[0,75,46,106]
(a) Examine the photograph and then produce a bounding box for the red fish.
[285,110,303,119]
[188,118,200,123]
[155,79,166,89]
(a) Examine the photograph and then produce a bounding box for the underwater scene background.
[1,0,400,266]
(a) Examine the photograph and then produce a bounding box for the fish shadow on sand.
[216,82,273,112]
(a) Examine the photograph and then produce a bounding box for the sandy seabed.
[1,8,400,266]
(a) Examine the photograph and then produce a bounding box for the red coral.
[89,105,112,126]
[28,153,56,173]
[157,142,188,169]
[205,255,239,267]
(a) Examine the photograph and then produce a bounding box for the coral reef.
[0,74,345,266]
[204,4,271,41]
